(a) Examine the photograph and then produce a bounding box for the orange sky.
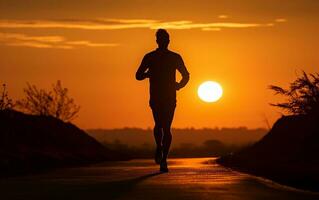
[1,0,319,129]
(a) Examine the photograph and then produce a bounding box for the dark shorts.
[150,103,176,128]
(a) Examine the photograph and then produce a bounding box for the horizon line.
[85,126,269,131]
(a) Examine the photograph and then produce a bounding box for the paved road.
[1,158,318,200]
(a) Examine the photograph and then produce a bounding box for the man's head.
[156,29,170,49]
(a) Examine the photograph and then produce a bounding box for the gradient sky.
[1,0,319,129]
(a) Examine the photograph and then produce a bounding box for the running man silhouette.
[136,29,190,172]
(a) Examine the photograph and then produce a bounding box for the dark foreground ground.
[1,158,318,200]
[218,115,319,192]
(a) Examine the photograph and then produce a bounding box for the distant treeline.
[102,139,244,158]
[87,127,267,147]
[86,127,267,158]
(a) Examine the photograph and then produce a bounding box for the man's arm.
[176,55,190,90]
[135,55,150,81]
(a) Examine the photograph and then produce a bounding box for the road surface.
[1,158,318,200]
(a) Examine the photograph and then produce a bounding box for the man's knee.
[154,124,163,132]
[163,126,172,136]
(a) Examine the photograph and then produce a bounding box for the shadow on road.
[71,172,163,200]
[2,172,163,200]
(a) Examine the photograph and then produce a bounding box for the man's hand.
[139,71,150,80]
[175,82,182,90]
[143,71,150,79]
[136,70,150,80]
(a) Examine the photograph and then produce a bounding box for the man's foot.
[155,146,163,164]
[160,160,168,173]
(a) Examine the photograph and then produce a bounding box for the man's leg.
[160,106,175,172]
[151,108,163,164]
[162,125,172,161]
[153,126,163,149]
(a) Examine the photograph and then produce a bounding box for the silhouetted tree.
[51,81,80,121]
[269,71,319,115]
[16,81,80,121]
[0,83,13,110]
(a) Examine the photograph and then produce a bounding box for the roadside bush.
[16,81,80,122]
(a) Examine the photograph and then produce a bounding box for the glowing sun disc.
[198,81,223,102]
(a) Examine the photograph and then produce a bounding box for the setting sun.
[198,81,223,103]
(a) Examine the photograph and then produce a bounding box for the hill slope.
[217,114,319,191]
[0,110,127,176]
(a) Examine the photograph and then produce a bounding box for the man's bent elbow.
[184,73,190,84]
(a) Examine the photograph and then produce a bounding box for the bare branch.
[16,81,80,122]
[269,71,319,116]
[0,83,14,110]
